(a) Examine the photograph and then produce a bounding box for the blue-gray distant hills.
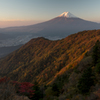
[0,12,100,47]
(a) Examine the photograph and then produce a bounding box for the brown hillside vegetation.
[0,29,100,86]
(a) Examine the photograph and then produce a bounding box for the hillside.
[1,30,100,99]
[0,30,100,85]
[42,39,100,100]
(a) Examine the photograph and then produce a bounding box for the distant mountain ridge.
[0,12,100,47]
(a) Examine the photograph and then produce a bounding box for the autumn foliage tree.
[18,82,35,98]
[12,81,35,99]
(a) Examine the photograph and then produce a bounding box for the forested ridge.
[1,30,100,99]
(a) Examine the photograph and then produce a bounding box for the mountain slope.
[0,30,100,85]
[43,40,100,100]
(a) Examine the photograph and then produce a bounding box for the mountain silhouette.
[0,12,100,42]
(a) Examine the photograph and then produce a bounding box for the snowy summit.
[58,12,77,18]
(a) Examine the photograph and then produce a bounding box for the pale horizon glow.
[0,0,100,28]
[0,20,44,28]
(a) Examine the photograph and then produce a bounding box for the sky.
[0,0,100,28]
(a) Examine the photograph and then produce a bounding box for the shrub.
[45,87,53,97]
[77,67,94,94]
[92,40,100,65]
[52,83,59,96]
[95,63,100,74]
[31,81,43,100]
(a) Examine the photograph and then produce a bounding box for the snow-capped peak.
[58,12,77,18]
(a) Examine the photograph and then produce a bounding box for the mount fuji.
[58,12,77,18]
[0,12,100,47]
